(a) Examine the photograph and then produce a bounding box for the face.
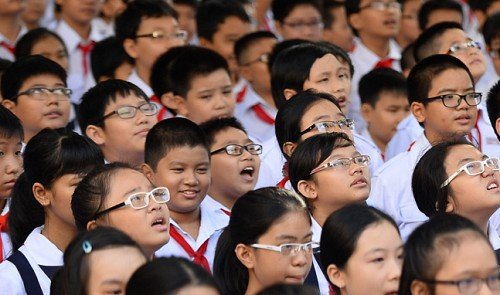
[0,135,22,199]
[413,68,477,144]
[30,36,69,72]
[350,0,401,39]
[398,0,422,44]
[323,6,354,52]
[3,75,70,142]
[276,4,323,42]
[45,174,83,228]
[239,38,277,96]
[97,169,170,255]
[335,221,403,295]
[426,9,463,29]
[87,246,147,295]
[303,54,352,114]
[100,0,126,20]
[209,127,261,206]
[175,286,220,295]
[21,0,49,25]
[56,0,101,25]
[180,69,235,124]
[437,29,486,82]
[147,146,210,214]
[173,3,196,42]
[489,36,500,76]
[0,0,24,15]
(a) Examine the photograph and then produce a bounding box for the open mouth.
[487,180,499,191]
[151,217,166,227]
[351,177,367,187]
[179,189,199,199]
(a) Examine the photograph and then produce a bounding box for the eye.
[371,257,385,263]
[196,167,208,174]
[0,151,4,156]
[15,150,22,156]
[171,167,184,173]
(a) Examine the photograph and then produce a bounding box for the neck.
[0,16,21,42]
[104,150,144,169]
[358,33,391,59]
[23,21,40,31]
[424,130,467,146]
[232,72,239,85]
[395,33,410,50]
[246,272,263,295]
[42,217,77,252]
[0,199,5,211]
[136,65,151,87]
[207,190,235,210]
[62,15,91,40]
[367,127,388,152]
[252,84,276,109]
[311,202,342,227]
[463,211,491,236]
[170,208,201,240]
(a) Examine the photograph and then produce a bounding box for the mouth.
[487,180,499,191]
[134,128,150,137]
[454,114,472,124]
[44,110,62,119]
[179,189,200,199]
[383,19,398,26]
[285,275,306,283]
[385,291,398,295]
[336,95,348,107]
[151,216,169,231]
[240,166,255,181]
[351,176,368,187]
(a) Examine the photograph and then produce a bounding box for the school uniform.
[155,201,227,272]
[0,199,12,262]
[200,195,232,221]
[0,25,27,61]
[0,226,63,295]
[385,115,423,161]
[91,18,115,39]
[304,217,330,295]
[260,136,287,187]
[474,104,500,159]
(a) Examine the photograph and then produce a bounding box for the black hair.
[268,39,311,74]
[213,187,310,295]
[344,0,362,17]
[486,80,500,141]
[417,0,463,30]
[399,214,489,295]
[320,204,399,293]
[413,21,463,62]
[144,117,210,171]
[400,43,416,72]
[78,79,150,133]
[275,90,342,160]
[8,128,104,250]
[468,0,498,12]
[257,283,320,295]
[150,46,188,98]
[115,0,178,42]
[173,0,198,9]
[234,31,277,65]
[271,0,322,23]
[126,257,220,295]
[359,67,407,107]
[322,0,346,30]
[1,55,67,102]
[0,58,11,72]
[482,12,500,47]
[196,0,250,42]
[199,117,247,147]
[54,227,147,295]
[0,104,23,141]
[90,37,133,82]
[14,28,68,61]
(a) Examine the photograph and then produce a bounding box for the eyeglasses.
[134,30,188,42]
[282,19,324,31]
[440,157,500,188]
[310,155,370,175]
[99,102,158,122]
[210,143,263,156]
[447,40,481,54]
[94,187,170,219]
[241,53,270,66]
[299,119,355,136]
[13,87,72,101]
[414,93,482,108]
[251,241,320,256]
[420,271,500,294]
[359,1,402,11]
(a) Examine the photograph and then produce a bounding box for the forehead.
[445,144,483,169]
[246,38,277,55]
[108,169,151,196]
[190,69,231,89]
[309,54,344,75]
[137,16,178,33]
[326,145,358,158]
[216,16,251,36]
[161,145,210,164]
[104,93,147,111]
[213,126,248,143]
[437,28,468,49]
[286,4,321,20]
[21,74,65,89]
[428,68,473,94]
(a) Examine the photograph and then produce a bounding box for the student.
[92,0,127,38]
[157,46,236,124]
[272,0,323,42]
[1,55,71,143]
[359,68,410,159]
[234,31,278,143]
[71,162,170,259]
[199,117,261,214]
[482,12,500,76]
[21,0,50,30]
[213,187,315,295]
[126,257,221,295]
[395,0,422,51]
[257,284,320,295]
[321,0,354,53]
[0,128,103,295]
[0,58,11,102]
[368,54,480,240]
[399,214,500,295]
[52,227,147,295]
[320,204,402,295]
[412,140,500,251]
[141,118,227,272]
[90,36,134,82]
[0,105,23,262]
[417,0,463,30]
[172,0,198,45]
[78,79,158,167]
[0,0,26,61]
[487,80,500,141]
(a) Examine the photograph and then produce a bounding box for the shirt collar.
[23,226,64,266]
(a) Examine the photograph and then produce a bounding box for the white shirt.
[311,217,330,295]
[353,132,384,176]
[0,226,63,295]
[200,196,231,223]
[385,115,423,161]
[1,199,12,261]
[475,104,500,159]
[488,221,500,251]
[91,18,115,39]
[0,25,27,61]
[127,70,154,97]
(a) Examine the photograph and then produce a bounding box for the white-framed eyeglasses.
[134,30,188,42]
[310,155,370,175]
[250,241,320,256]
[299,119,355,136]
[440,158,500,188]
[448,40,481,54]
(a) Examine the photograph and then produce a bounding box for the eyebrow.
[457,157,479,165]
[100,279,123,285]
[122,187,141,198]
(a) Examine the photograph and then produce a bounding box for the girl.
[0,128,104,295]
[320,204,403,295]
[126,257,221,295]
[399,214,500,295]
[213,187,315,295]
[412,140,500,251]
[71,162,170,258]
[52,226,147,295]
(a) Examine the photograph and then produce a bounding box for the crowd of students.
[0,0,499,294]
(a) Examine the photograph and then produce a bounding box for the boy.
[90,37,134,83]
[78,79,158,167]
[0,105,23,262]
[0,0,26,61]
[1,55,71,143]
[142,118,227,272]
[417,0,463,30]
[172,0,198,44]
[322,0,354,53]
[369,54,480,240]
[395,0,422,51]
[0,58,12,102]
[199,117,261,213]
[92,0,127,38]
[482,12,500,76]
[486,80,500,142]
[272,0,324,42]
[359,68,410,160]
[234,31,278,143]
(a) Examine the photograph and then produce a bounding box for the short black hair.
[400,43,416,72]
[0,58,12,89]
[345,0,362,17]
[234,31,277,65]
[150,46,186,98]
[1,55,67,102]
[91,37,133,82]
[78,79,149,133]
[268,39,311,74]
[486,80,500,141]
[271,0,322,23]
[468,0,498,12]
[144,117,210,170]
[199,117,247,147]
[482,12,500,47]
[322,0,346,29]
[14,28,68,61]
[418,0,463,30]
[173,0,198,9]
[196,0,250,42]
[0,104,23,141]
[359,68,407,107]
[413,21,463,62]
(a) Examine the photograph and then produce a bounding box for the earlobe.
[123,38,138,59]
[159,92,175,109]
[326,264,345,289]
[32,183,50,207]
[235,243,255,269]
[85,125,106,146]
[87,220,98,231]
[2,99,15,110]
[445,197,455,213]
[297,180,318,201]
[170,95,189,117]
[411,280,431,295]
[348,14,362,31]
[360,103,372,123]
[283,89,297,101]
[282,142,297,158]
[411,102,426,124]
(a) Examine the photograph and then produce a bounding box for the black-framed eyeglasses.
[98,102,158,122]
[210,143,263,156]
[134,30,188,42]
[241,53,270,66]
[12,87,72,101]
[419,271,500,294]
[299,119,355,136]
[94,187,170,219]
[359,1,402,11]
[413,93,482,108]
[447,40,481,54]
[282,19,324,31]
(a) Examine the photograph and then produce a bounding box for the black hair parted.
[359,67,407,107]
[234,31,277,65]
[418,0,463,30]
[0,104,23,141]
[199,117,247,148]
[271,0,322,23]
[413,21,463,62]
[196,0,250,42]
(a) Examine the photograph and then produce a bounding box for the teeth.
[488,183,498,190]
[243,167,254,171]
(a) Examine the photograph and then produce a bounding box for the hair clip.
[82,240,92,254]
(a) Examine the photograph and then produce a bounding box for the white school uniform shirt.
[0,226,63,295]
[348,38,402,133]
[127,70,154,97]
[353,132,384,176]
[488,222,500,251]
[91,18,115,39]
[359,128,384,160]
[0,25,27,61]
[1,199,12,261]
[260,136,287,187]
[200,196,231,224]
[155,201,227,271]
[311,218,330,295]
[367,133,431,241]
[385,115,423,161]
[474,104,500,159]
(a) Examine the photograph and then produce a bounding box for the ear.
[87,220,98,230]
[85,125,106,146]
[235,243,255,269]
[445,196,456,213]
[199,38,212,49]
[32,183,50,207]
[411,102,426,125]
[495,118,500,140]
[239,65,253,82]
[2,99,16,110]
[123,38,138,59]
[361,103,373,123]
[159,92,174,108]
[297,180,318,201]
[168,95,189,117]
[348,13,363,31]
[326,264,346,289]
[283,88,297,101]
[282,142,297,158]
[411,280,431,295]
[140,163,157,185]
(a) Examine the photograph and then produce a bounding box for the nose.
[183,170,199,186]
[5,156,21,175]
[387,257,402,282]
[147,195,163,212]
[456,96,470,110]
[291,250,309,267]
